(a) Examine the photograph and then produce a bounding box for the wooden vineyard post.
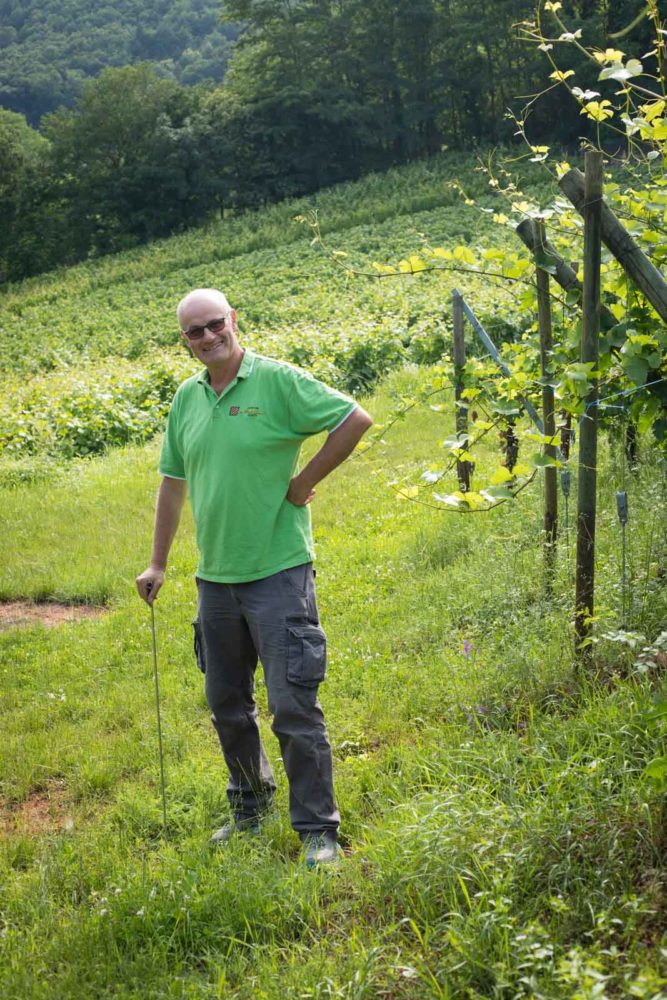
[560,167,667,324]
[575,152,603,657]
[515,219,618,331]
[535,221,558,582]
[452,289,471,492]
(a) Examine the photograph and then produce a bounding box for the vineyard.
[2,37,667,996]
[0,152,553,474]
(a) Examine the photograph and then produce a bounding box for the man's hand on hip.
[136,567,166,604]
[287,474,316,506]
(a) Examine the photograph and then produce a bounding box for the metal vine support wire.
[617,414,629,630]
[560,467,571,573]
[150,602,168,833]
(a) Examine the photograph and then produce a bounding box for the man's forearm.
[151,477,187,569]
[297,406,373,491]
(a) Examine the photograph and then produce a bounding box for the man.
[136,288,372,867]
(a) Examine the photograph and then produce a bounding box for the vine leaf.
[531,453,562,468]
[489,467,514,485]
[598,59,642,82]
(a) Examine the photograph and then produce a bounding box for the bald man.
[136,289,372,866]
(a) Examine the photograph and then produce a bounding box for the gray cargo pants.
[194,563,340,834]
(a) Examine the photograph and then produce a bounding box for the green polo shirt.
[158,349,357,583]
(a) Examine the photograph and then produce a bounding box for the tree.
[42,65,226,256]
[0,108,50,282]
[0,0,238,124]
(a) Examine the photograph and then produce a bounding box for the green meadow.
[1,153,667,998]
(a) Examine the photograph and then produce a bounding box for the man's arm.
[287,406,373,506]
[136,476,188,603]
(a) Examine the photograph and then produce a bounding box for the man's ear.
[230,308,238,331]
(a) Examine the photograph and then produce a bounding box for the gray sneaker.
[301,831,342,868]
[209,816,261,845]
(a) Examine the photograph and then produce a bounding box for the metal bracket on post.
[616,490,629,628]
[560,469,571,498]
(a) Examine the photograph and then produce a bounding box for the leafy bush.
[0,324,416,459]
[0,355,196,459]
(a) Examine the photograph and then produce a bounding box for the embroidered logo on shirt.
[229,406,261,417]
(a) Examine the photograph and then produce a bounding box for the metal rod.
[622,522,627,628]
[150,602,168,832]
[458,293,547,436]
[452,289,471,492]
[616,490,629,629]
[536,221,558,581]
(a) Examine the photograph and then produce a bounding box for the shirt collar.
[197,348,256,385]
[237,348,255,379]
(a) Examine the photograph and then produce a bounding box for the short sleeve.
[287,371,357,436]
[158,392,186,479]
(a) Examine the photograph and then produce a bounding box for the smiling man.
[136,288,372,866]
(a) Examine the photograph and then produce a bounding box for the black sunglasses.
[182,315,229,340]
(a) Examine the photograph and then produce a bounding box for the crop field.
[1,152,667,998]
[0,152,552,472]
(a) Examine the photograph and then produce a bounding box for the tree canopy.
[0,0,661,283]
[0,0,239,123]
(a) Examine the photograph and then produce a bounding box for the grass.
[1,143,665,997]
[1,366,666,998]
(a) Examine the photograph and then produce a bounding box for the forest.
[0,0,659,284]
[0,0,239,122]
[1,1,667,996]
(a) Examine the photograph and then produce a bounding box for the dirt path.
[0,600,106,630]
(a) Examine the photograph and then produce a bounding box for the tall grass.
[1,368,666,998]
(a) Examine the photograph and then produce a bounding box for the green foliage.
[0,328,439,461]
[0,151,534,463]
[361,3,667,479]
[504,2,667,447]
[0,354,195,459]
[0,0,238,123]
[0,66,236,280]
[41,65,228,259]
[0,108,48,283]
[219,0,601,183]
[0,0,632,283]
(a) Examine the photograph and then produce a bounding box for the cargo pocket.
[286,621,327,688]
[192,618,206,674]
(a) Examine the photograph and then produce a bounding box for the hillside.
[0,0,238,122]
[0,151,553,471]
[2,0,656,285]
[1,134,667,997]
[1,367,666,997]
